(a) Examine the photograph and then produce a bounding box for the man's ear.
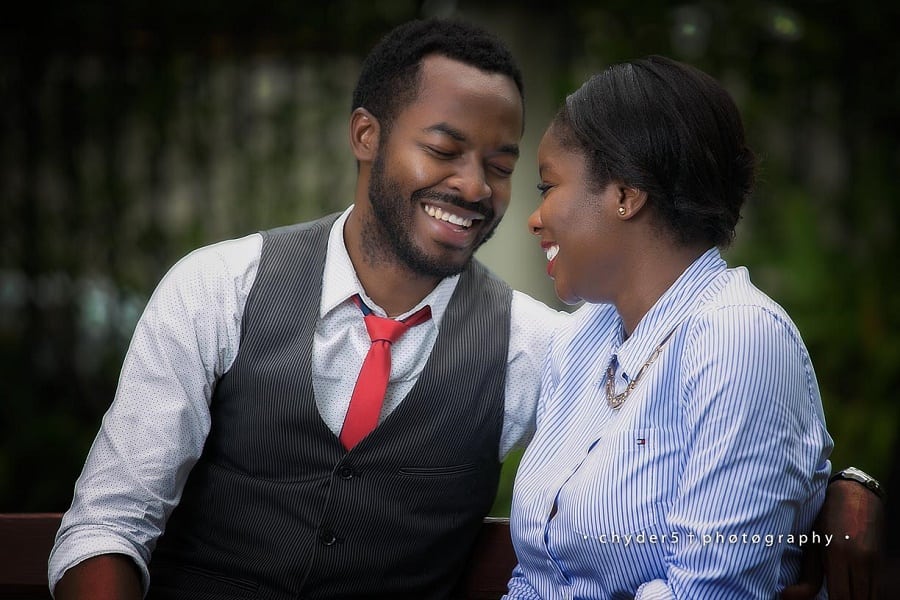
[350,108,381,162]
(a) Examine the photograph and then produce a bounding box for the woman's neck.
[616,243,708,337]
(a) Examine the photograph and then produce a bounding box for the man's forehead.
[405,57,523,132]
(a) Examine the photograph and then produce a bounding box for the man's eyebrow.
[425,122,466,141]
[498,143,520,158]
[425,123,520,158]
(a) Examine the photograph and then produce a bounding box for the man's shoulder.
[506,290,568,347]
[262,213,342,242]
[467,258,511,289]
[166,232,263,283]
[511,289,565,321]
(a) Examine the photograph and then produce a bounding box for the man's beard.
[364,151,500,279]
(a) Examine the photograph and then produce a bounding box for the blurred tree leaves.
[1,0,898,514]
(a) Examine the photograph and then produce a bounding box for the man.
[49,17,882,600]
[51,18,560,600]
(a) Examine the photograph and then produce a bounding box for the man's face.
[363,55,523,278]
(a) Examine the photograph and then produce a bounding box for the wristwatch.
[828,466,886,500]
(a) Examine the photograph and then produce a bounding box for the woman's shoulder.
[697,266,794,320]
[688,265,808,348]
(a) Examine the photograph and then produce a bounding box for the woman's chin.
[553,282,582,306]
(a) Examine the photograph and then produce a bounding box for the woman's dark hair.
[554,55,756,248]
[352,18,524,134]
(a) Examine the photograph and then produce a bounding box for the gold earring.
[617,206,626,216]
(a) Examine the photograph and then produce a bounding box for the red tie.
[340,296,432,450]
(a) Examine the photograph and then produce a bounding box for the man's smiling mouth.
[423,203,483,229]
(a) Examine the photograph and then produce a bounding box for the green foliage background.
[1,0,897,517]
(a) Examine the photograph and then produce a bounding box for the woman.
[506,56,832,598]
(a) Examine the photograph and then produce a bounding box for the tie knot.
[364,314,410,344]
[362,304,431,345]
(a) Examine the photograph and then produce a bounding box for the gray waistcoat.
[148,214,512,599]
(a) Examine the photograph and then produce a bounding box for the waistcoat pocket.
[397,463,479,477]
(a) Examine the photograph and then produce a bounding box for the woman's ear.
[349,108,380,162]
[616,185,649,219]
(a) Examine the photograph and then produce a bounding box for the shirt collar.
[613,247,727,378]
[319,206,460,326]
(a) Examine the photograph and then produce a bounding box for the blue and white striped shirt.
[505,248,833,600]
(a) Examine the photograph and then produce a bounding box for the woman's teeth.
[424,205,473,228]
[546,245,559,261]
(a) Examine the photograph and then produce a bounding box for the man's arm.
[55,555,142,600]
[782,472,885,600]
[821,473,885,599]
[49,235,260,596]
[500,292,566,459]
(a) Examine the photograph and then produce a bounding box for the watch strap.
[828,467,886,500]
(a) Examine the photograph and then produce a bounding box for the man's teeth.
[424,205,473,228]
[546,245,559,261]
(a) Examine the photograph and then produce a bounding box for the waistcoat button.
[319,530,337,546]
[339,466,354,479]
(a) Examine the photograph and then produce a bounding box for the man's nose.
[449,161,491,204]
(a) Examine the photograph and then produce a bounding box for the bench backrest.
[0,513,516,599]
[0,513,61,599]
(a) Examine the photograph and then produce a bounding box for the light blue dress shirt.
[505,248,832,600]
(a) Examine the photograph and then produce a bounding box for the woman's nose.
[527,207,543,235]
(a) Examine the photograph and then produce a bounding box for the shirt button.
[339,466,355,479]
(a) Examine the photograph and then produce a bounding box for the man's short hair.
[352,18,524,133]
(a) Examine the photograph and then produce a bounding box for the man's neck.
[343,211,443,317]
[357,262,442,317]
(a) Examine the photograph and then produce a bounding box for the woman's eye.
[536,182,553,196]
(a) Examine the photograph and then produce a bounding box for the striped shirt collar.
[319,206,460,326]
[612,247,727,380]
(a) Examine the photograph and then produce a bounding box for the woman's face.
[528,126,624,305]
